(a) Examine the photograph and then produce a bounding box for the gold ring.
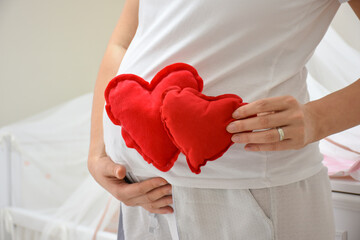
[276,127,285,141]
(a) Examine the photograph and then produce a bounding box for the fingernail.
[159,180,168,186]
[232,112,240,119]
[227,123,236,133]
[232,136,240,142]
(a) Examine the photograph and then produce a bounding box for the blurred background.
[0,0,124,127]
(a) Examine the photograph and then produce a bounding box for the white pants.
[119,167,335,240]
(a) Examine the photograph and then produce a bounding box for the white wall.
[0,1,359,127]
[0,0,125,127]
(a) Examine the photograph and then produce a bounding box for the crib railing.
[0,134,12,208]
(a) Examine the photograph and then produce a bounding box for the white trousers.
[120,167,335,240]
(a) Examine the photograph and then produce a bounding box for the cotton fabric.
[104,0,344,189]
[119,167,335,240]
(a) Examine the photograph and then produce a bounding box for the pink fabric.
[323,155,360,181]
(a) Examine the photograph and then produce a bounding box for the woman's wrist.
[304,79,360,143]
[302,101,325,144]
[88,141,107,170]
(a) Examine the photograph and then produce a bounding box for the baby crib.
[0,94,119,240]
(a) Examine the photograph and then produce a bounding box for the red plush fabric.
[161,87,246,174]
[104,63,203,172]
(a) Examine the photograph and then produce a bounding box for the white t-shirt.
[103,0,346,189]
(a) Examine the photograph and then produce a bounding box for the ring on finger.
[276,127,285,141]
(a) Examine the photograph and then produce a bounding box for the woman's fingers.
[90,156,129,193]
[105,160,127,179]
[144,205,174,215]
[142,195,174,214]
[89,156,173,214]
[245,139,294,152]
[227,95,311,151]
[127,183,172,206]
[119,177,168,200]
[232,96,295,119]
[118,179,173,214]
[231,126,291,144]
[227,110,291,133]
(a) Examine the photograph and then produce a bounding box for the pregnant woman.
[88,0,360,239]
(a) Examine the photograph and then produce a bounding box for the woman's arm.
[306,79,360,141]
[88,0,173,214]
[88,4,135,160]
[227,0,360,151]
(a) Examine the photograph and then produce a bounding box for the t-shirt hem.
[130,163,325,189]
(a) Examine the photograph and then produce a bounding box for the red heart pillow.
[160,87,246,174]
[105,63,203,172]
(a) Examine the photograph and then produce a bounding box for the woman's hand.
[226,95,318,151]
[88,155,173,214]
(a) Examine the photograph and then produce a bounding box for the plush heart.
[105,63,203,172]
[161,87,246,174]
